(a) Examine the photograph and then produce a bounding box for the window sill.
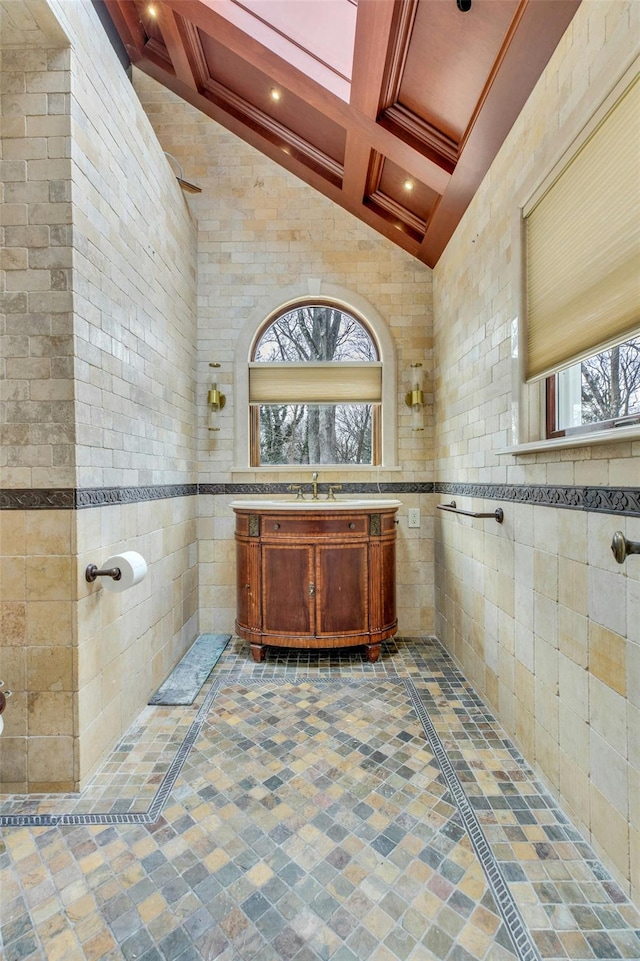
[231,465,403,475]
[500,424,640,455]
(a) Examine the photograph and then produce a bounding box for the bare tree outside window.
[581,338,640,424]
[553,335,640,433]
[253,305,379,465]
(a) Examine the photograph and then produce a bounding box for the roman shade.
[249,363,382,404]
[525,72,640,382]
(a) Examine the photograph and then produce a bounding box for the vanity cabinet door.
[315,542,368,637]
[261,544,315,637]
[369,537,396,633]
[236,540,261,632]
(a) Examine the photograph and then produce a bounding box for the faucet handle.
[288,484,305,500]
[327,485,343,500]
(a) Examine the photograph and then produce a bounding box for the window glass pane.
[258,404,374,465]
[555,336,640,430]
[254,304,378,362]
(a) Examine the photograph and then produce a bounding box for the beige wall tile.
[26,555,72,600]
[26,600,73,646]
[0,601,27,645]
[590,785,629,882]
[26,510,71,554]
[26,646,73,692]
[27,734,73,784]
[558,558,588,615]
[27,691,73,735]
[0,556,26,600]
[557,606,588,668]
[559,754,590,834]
[589,675,627,758]
[0,737,27,785]
[589,621,627,696]
[0,512,26,554]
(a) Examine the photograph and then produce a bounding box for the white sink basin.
[230,498,402,510]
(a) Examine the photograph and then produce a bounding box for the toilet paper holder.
[0,680,12,716]
[86,563,122,583]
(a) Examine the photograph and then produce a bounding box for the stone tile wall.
[0,14,74,489]
[0,508,74,791]
[433,0,640,900]
[75,497,198,787]
[0,1,201,789]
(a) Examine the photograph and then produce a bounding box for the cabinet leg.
[365,643,381,663]
[250,643,266,663]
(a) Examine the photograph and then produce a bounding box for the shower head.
[163,152,202,194]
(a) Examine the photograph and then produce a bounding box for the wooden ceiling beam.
[155,6,199,90]
[103,0,146,61]
[350,0,397,118]
[342,131,371,207]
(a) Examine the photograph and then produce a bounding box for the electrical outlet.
[407,508,420,528]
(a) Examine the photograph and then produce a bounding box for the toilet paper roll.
[101,551,147,593]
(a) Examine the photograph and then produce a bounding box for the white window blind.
[249,363,382,404]
[525,72,640,382]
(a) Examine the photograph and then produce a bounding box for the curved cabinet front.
[233,506,398,663]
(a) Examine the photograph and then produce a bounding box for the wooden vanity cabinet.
[234,506,398,663]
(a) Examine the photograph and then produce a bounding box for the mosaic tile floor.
[1,637,639,961]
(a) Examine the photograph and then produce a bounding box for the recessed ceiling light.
[403,180,414,192]
[270,88,282,102]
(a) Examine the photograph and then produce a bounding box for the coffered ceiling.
[103,0,580,267]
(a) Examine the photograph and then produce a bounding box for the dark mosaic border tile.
[200,481,435,496]
[75,484,199,507]
[0,488,76,510]
[435,482,640,517]
[2,481,639,515]
[404,679,540,961]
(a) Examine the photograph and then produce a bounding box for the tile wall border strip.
[0,482,638,516]
[434,482,640,517]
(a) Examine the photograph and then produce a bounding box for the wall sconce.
[208,362,226,431]
[405,362,424,431]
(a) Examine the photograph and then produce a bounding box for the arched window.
[249,302,382,466]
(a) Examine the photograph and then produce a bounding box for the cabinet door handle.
[273,523,280,530]
[245,584,251,590]
[348,522,356,529]
[309,582,315,597]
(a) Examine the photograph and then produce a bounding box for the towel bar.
[437,500,504,523]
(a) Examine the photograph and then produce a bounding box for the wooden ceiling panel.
[378,158,438,225]
[400,0,521,146]
[198,31,347,166]
[102,0,581,267]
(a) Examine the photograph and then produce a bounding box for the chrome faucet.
[311,471,319,500]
